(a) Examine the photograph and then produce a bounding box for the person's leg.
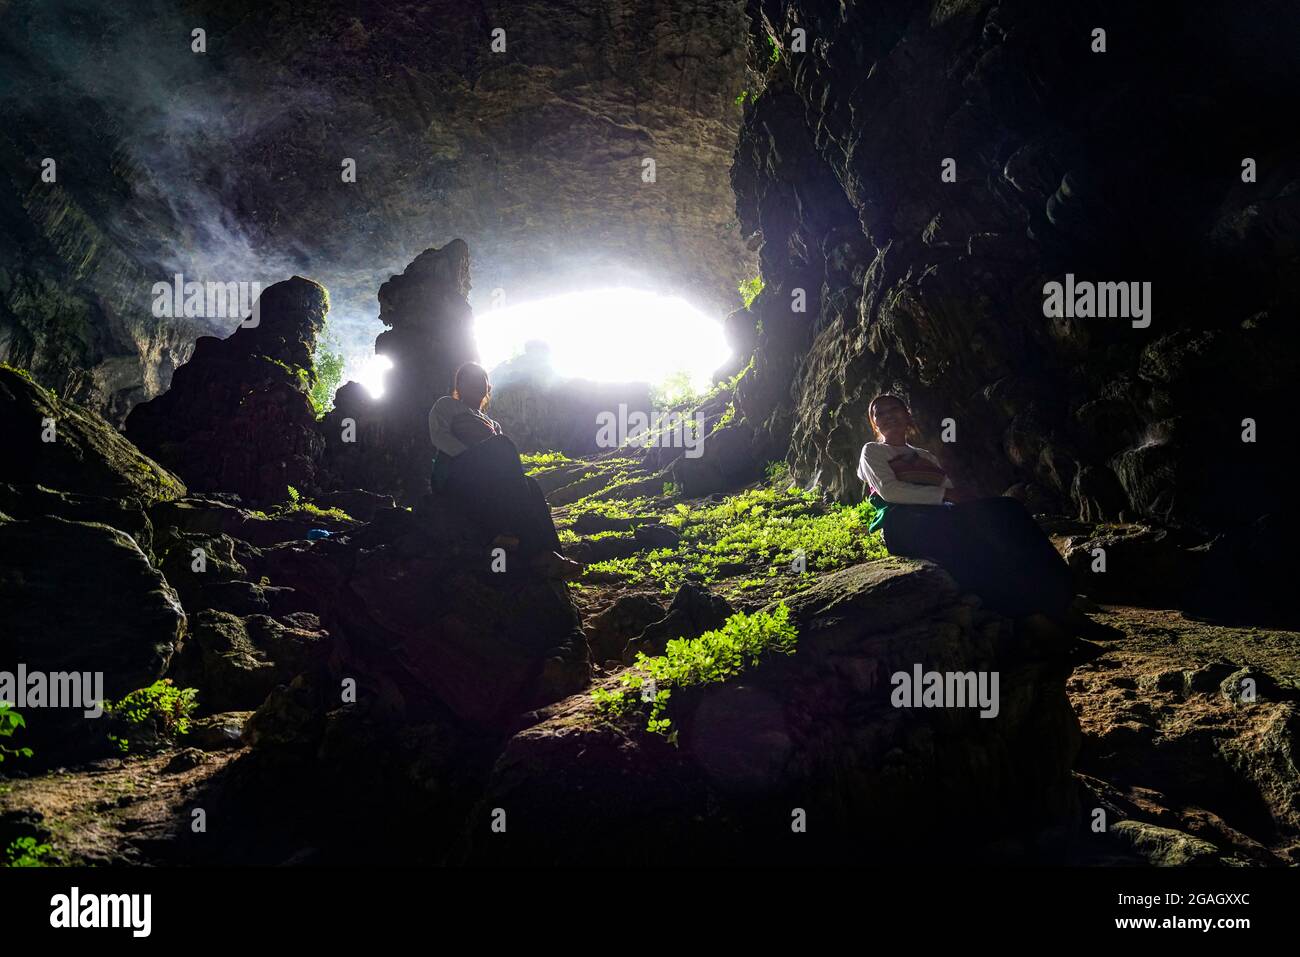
[523,475,563,554]
[881,503,966,570]
[444,435,530,540]
[951,497,1073,618]
[446,435,570,564]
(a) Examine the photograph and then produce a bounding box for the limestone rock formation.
[465,560,1080,864]
[0,515,186,761]
[170,610,329,714]
[730,2,1298,583]
[0,365,186,512]
[321,241,478,504]
[250,494,590,730]
[124,277,329,506]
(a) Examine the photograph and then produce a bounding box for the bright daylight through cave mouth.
[474,288,730,392]
[353,288,730,399]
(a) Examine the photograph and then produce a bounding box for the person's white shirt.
[857,441,953,505]
[428,395,499,457]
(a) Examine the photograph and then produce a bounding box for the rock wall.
[731,0,1299,543]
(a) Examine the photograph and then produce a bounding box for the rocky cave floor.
[2,448,1297,868]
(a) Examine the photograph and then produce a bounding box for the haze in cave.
[0,0,1297,909]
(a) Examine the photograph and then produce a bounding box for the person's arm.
[916,449,976,502]
[450,410,496,447]
[429,398,469,456]
[858,443,948,505]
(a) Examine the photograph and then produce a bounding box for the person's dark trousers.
[442,434,562,558]
[881,496,1073,619]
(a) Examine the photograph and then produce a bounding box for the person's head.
[869,393,913,445]
[452,362,490,412]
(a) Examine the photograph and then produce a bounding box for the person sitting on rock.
[429,361,582,580]
[857,393,1075,639]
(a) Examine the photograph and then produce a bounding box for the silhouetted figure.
[429,362,581,580]
[858,394,1074,629]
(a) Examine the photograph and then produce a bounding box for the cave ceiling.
[0,0,757,414]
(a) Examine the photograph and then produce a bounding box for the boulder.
[624,582,734,662]
[1057,522,1209,605]
[170,610,329,714]
[584,594,668,664]
[0,365,185,543]
[185,712,252,751]
[1108,820,1222,867]
[464,559,1080,864]
[124,277,328,506]
[249,493,589,731]
[0,516,185,759]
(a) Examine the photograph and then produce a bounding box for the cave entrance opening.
[472,288,730,398]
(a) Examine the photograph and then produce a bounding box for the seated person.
[857,393,1074,633]
[429,362,581,580]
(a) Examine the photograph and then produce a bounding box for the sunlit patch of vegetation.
[585,485,884,598]
[586,529,635,542]
[521,450,576,475]
[0,363,35,382]
[739,275,764,308]
[592,604,797,739]
[698,359,753,407]
[584,555,646,584]
[5,836,54,867]
[764,460,790,485]
[102,680,198,755]
[255,354,311,393]
[278,485,355,523]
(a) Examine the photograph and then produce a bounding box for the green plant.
[662,481,680,497]
[764,460,790,485]
[593,604,798,737]
[734,89,752,109]
[739,275,764,308]
[5,836,54,867]
[0,702,32,763]
[766,34,781,63]
[717,402,737,429]
[101,680,198,754]
[256,354,311,392]
[584,482,884,597]
[280,485,354,523]
[309,329,345,418]
[520,450,575,475]
[0,363,34,382]
[650,370,699,410]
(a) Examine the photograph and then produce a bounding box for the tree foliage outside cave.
[310,328,345,417]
